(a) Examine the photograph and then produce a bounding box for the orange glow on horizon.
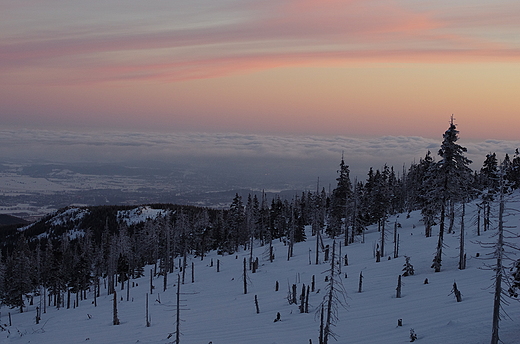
[1,1,520,142]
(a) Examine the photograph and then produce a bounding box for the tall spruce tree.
[431,116,472,272]
[504,149,520,189]
[228,194,246,253]
[479,153,499,233]
[328,157,352,240]
[417,151,439,237]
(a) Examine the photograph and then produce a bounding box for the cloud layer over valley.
[2,129,519,191]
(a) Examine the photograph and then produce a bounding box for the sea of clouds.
[1,129,519,190]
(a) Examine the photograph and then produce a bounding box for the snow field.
[1,197,519,344]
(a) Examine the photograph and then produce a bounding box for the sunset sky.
[1,0,519,141]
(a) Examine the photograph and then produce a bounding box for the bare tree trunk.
[477,206,481,236]
[338,244,342,275]
[163,263,168,292]
[182,249,187,284]
[269,237,274,263]
[288,208,295,260]
[491,174,505,344]
[485,201,491,232]
[344,200,349,246]
[459,202,466,270]
[145,293,150,327]
[243,258,248,294]
[113,291,120,325]
[93,281,97,307]
[448,200,455,234]
[432,202,446,272]
[176,274,181,344]
[396,275,402,298]
[452,282,462,302]
[305,285,310,313]
[43,287,47,313]
[380,216,385,258]
[319,305,324,344]
[315,228,321,265]
[323,242,336,344]
[150,269,153,294]
[250,232,254,269]
[393,221,399,258]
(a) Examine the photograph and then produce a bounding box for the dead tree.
[243,258,248,294]
[393,220,399,258]
[451,282,462,302]
[491,172,505,344]
[113,291,120,325]
[396,275,402,298]
[146,293,150,327]
[150,269,154,294]
[176,275,181,344]
[317,241,347,344]
[380,215,386,257]
[300,284,306,313]
[182,249,187,284]
[458,201,466,270]
[163,261,168,292]
[287,206,295,261]
[305,285,310,313]
[318,305,325,344]
[255,295,260,314]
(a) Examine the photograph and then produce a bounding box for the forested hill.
[0,214,29,227]
[1,203,220,250]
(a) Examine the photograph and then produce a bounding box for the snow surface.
[117,207,169,226]
[1,195,519,344]
[47,208,90,227]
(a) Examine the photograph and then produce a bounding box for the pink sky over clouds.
[1,0,520,140]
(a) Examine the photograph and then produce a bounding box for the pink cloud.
[1,0,520,85]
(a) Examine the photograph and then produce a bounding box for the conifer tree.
[402,256,415,276]
[228,194,246,253]
[416,151,438,237]
[2,236,34,312]
[504,149,520,189]
[328,157,352,239]
[431,116,472,272]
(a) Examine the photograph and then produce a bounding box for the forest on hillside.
[1,119,520,334]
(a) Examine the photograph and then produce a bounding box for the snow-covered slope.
[117,206,169,226]
[1,195,519,344]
